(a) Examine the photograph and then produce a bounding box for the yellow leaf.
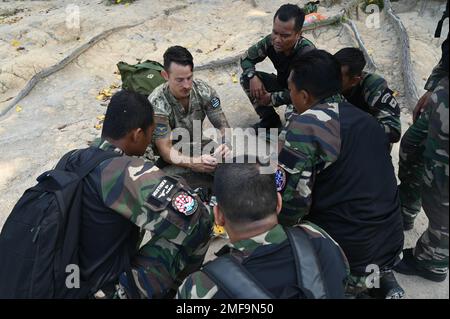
[96,115,105,121]
[101,88,112,97]
[116,0,122,3]
[94,123,103,130]
[11,39,20,47]
[15,105,22,112]
[393,90,399,97]
[213,224,226,235]
[125,3,129,6]
[231,73,238,83]
[96,94,105,100]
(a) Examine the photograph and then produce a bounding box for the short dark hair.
[334,47,366,77]
[214,160,278,224]
[274,4,305,32]
[290,49,342,100]
[163,45,194,71]
[102,90,154,140]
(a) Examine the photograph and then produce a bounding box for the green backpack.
[117,60,166,96]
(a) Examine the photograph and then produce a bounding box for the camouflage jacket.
[425,46,448,91]
[91,138,213,247]
[344,72,401,143]
[240,35,315,107]
[176,223,349,299]
[277,94,345,225]
[148,79,229,141]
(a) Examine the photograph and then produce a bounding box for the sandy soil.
[0,0,448,298]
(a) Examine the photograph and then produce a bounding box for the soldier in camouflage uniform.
[240,4,315,131]
[176,161,349,299]
[74,90,213,298]
[148,46,230,175]
[277,50,404,298]
[334,47,401,145]
[395,36,449,282]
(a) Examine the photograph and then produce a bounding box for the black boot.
[253,106,282,132]
[369,271,405,299]
[394,248,448,282]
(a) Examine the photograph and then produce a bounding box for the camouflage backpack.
[117,60,166,96]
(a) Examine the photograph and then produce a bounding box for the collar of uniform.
[92,138,125,155]
[347,72,370,99]
[292,37,310,53]
[163,81,193,114]
[227,224,287,255]
[316,93,345,106]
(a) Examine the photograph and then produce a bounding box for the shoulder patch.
[172,191,198,216]
[154,123,169,137]
[275,166,287,192]
[210,97,221,109]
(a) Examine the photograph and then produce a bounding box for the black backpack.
[202,227,330,299]
[0,148,119,298]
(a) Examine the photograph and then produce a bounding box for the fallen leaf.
[393,90,399,97]
[11,39,20,47]
[231,72,238,83]
[96,115,105,121]
[213,224,225,235]
[94,124,103,130]
[15,105,22,112]
[96,94,105,101]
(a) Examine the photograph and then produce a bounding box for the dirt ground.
[0,0,448,298]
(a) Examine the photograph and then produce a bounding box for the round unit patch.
[172,192,198,216]
[275,167,287,192]
[211,97,221,109]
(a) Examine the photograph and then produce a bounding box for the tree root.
[0,4,188,117]
[384,0,419,109]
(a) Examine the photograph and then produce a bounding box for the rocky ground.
[0,0,448,298]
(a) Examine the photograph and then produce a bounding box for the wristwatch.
[246,70,256,80]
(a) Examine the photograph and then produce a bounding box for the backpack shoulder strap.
[75,149,121,178]
[55,149,79,171]
[202,254,274,299]
[285,226,327,299]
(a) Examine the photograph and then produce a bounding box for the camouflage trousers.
[398,77,449,275]
[240,71,292,127]
[344,269,403,299]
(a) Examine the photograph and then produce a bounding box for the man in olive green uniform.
[334,47,401,145]
[240,3,315,131]
[395,34,449,282]
[177,160,349,299]
[76,90,213,298]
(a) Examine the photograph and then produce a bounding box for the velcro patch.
[377,88,399,113]
[279,147,299,171]
[149,178,176,205]
[211,97,221,109]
